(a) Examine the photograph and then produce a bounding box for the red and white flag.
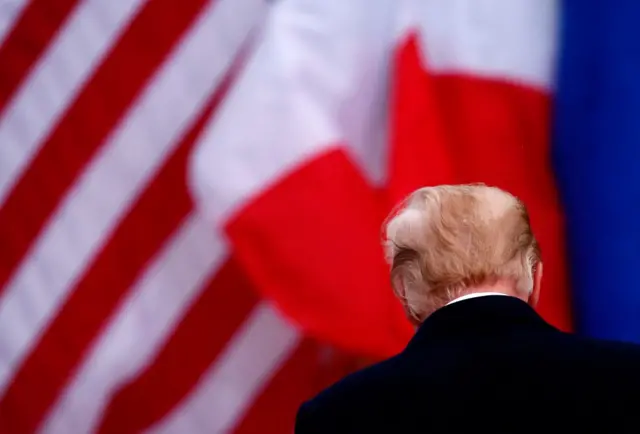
[192,0,570,359]
[0,0,571,433]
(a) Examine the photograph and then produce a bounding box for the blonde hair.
[383,184,540,322]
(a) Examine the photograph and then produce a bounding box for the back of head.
[383,184,540,323]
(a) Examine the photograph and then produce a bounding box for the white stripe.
[0,0,30,44]
[148,304,300,434]
[0,0,265,396]
[399,0,558,90]
[0,0,148,207]
[40,215,227,434]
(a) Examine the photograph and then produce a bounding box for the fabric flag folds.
[191,0,572,359]
[190,0,414,358]
[0,1,360,433]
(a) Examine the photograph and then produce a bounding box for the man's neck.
[445,281,525,306]
[446,292,508,306]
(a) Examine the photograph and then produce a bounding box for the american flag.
[0,1,359,433]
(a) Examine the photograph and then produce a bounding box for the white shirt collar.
[446,292,507,306]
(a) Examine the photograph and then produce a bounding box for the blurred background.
[1,0,639,432]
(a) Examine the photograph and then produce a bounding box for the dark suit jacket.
[295,295,640,433]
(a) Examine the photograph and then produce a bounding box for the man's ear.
[392,276,421,327]
[528,261,543,307]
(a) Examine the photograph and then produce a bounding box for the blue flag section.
[553,0,640,342]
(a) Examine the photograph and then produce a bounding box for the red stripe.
[233,341,359,434]
[0,43,228,434]
[95,258,260,434]
[0,0,210,294]
[226,148,414,358]
[0,0,80,115]
[389,33,571,330]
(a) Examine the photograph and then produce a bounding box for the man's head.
[383,184,542,324]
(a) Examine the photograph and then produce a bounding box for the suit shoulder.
[295,355,404,431]
[295,400,320,434]
[547,331,640,378]
[564,332,640,357]
[312,354,404,403]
